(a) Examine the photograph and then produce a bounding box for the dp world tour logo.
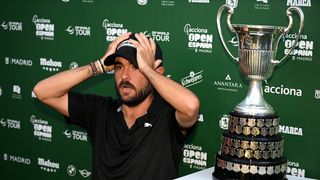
[65,25,90,36]
[137,0,147,5]
[1,21,22,31]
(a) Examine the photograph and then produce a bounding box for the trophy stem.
[234,80,274,116]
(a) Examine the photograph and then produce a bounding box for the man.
[33,32,200,180]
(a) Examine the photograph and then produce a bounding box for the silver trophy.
[213,4,304,180]
[217,5,304,116]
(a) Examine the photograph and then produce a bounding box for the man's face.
[114,57,153,106]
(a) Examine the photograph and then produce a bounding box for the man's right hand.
[100,32,132,71]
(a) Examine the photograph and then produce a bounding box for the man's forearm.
[33,63,94,101]
[141,66,200,128]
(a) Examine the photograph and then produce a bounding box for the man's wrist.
[89,60,105,76]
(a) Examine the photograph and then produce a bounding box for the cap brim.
[104,47,138,67]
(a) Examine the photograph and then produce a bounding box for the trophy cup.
[213,4,304,180]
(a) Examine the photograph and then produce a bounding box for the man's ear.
[155,66,165,75]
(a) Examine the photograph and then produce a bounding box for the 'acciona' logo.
[264,84,303,97]
[65,25,91,36]
[32,15,54,40]
[1,21,22,31]
[183,23,213,53]
[102,19,128,42]
[30,115,52,142]
[287,0,311,7]
[181,70,204,88]
[283,34,314,62]
[182,144,207,170]
[287,160,306,177]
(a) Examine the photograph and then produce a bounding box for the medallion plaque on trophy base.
[213,4,304,180]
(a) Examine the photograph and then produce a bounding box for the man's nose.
[121,67,130,80]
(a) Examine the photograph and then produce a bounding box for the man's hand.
[129,33,160,72]
[100,32,132,71]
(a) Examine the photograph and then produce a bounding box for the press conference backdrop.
[0,0,319,179]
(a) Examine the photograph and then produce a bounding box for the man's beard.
[115,80,154,107]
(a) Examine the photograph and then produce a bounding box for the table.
[176,167,316,180]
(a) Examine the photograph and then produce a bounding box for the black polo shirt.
[65,91,189,180]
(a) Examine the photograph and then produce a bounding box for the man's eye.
[115,65,122,70]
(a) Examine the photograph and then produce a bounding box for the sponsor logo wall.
[0,0,319,179]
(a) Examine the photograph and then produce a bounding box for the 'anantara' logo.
[181,70,204,88]
[213,74,242,92]
[102,19,128,42]
[183,23,213,53]
[32,15,54,40]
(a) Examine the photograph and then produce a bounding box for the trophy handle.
[217,5,239,62]
[272,6,304,65]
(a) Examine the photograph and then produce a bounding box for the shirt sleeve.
[167,106,198,144]
[64,91,113,136]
